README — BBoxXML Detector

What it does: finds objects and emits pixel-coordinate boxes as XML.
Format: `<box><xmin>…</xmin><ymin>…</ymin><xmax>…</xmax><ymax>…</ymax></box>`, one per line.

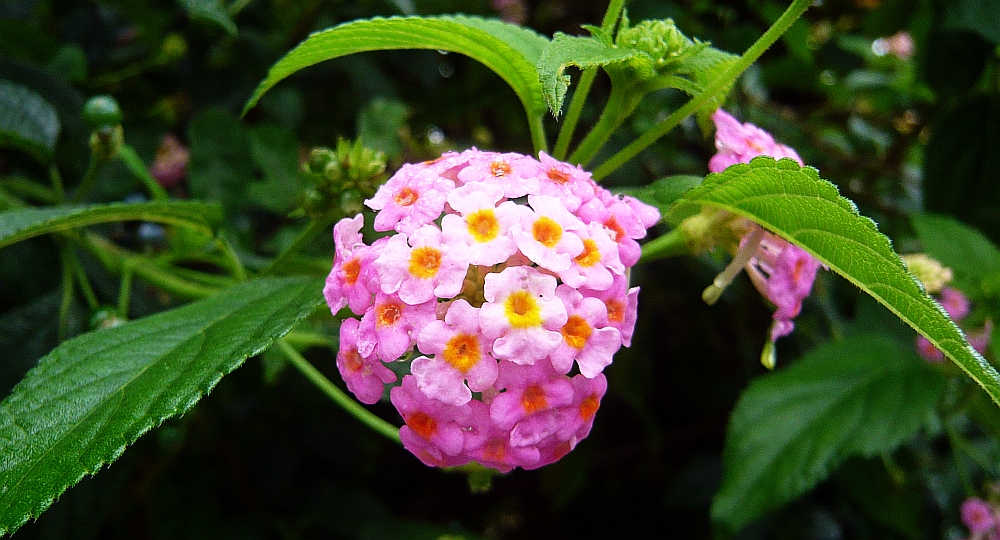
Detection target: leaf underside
<box><xmin>0</xmin><ymin>277</ymin><xmax>324</xmax><ymax>535</ymax></box>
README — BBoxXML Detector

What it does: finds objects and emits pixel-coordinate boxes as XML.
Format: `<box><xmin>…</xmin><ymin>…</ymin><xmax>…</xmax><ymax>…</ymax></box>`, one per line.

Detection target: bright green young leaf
<box><xmin>712</xmin><ymin>334</ymin><xmax>944</xmax><ymax>534</ymax></box>
<box><xmin>536</xmin><ymin>33</ymin><xmax>644</xmax><ymax>117</ymax></box>
<box><xmin>911</xmin><ymin>212</ymin><xmax>1000</xmax><ymax>284</ymax></box>
<box><xmin>0</xmin><ymin>201</ymin><xmax>222</xmax><ymax>249</ymax></box>
<box><xmin>0</xmin><ymin>80</ymin><xmax>60</xmax><ymax>162</ymax></box>
<box><xmin>242</xmin><ymin>15</ymin><xmax>549</xmax><ymax>148</ymax></box>
<box><xmin>673</xmin><ymin>157</ymin><xmax>1000</xmax><ymax>407</ymax></box>
<box><xmin>177</xmin><ymin>0</ymin><xmax>237</xmax><ymax>36</ymax></box>
<box><xmin>0</xmin><ymin>277</ymin><xmax>324</xmax><ymax>535</ymax></box>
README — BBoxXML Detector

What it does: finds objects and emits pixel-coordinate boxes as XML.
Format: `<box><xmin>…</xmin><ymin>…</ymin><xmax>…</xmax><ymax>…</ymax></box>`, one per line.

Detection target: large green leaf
<box><xmin>711</xmin><ymin>334</ymin><xmax>944</xmax><ymax>534</ymax></box>
<box><xmin>0</xmin><ymin>79</ymin><xmax>60</xmax><ymax>162</ymax></box>
<box><xmin>0</xmin><ymin>277</ymin><xmax>324</xmax><ymax>535</ymax></box>
<box><xmin>242</xmin><ymin>15</ymin><xmax>549</xmax><ymax>131</ymax></box>
<box><xmin>0</xmin><ymin>201</ymin><xmax>222</xmax><ymax>249</ymax></box>
<box><xmin>911</xmin><ymin>212</ymin><xmax>1000</xmax><ymax>284</ymax></box>
<box><xmin>177</xmin><ymin>0</ymin><xmax>237</xmax><ymax>36</ymax></box>
<box><xmin>673</xmin><ymin>157</ymin><xmax>1000</xmax><ymax>406</ymax></box>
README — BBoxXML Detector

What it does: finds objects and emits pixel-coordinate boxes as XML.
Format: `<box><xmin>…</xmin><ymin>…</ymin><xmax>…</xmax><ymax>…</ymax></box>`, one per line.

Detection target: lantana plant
<box><xmin>1</xmin><ymin>0</ymin><xmax>999</xmax><ymax>537</ymax></box>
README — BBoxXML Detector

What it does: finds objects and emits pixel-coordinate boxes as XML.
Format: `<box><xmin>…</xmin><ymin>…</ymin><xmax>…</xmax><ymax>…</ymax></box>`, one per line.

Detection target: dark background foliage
<box><xmin>1</xmin><ymin>0</ymin><xmax>998</xmax><ymax>537</ymax></box>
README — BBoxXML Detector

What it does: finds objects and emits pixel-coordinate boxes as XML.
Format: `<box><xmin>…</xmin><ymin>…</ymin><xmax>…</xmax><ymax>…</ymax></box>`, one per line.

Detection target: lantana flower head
<box><xmin>908</xmin><ymin>262</ymin><xmax>993</xmax><ymax>362</ymax></box>
<box><xmin>324</xmin><ymin>148</ymin><xmax>659</xmax><ymax>471</ymax></box>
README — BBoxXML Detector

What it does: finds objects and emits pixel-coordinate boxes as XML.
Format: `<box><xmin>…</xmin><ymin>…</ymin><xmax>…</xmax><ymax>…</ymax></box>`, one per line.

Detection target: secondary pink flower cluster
<box><xmin>709</xmin><ymin>109</ymin><xmax>823</xmax><ymax>343</ymax></box>
<box><xmin>324</xmin><ymin>148</ymin><xmax>659</xmax><ymax>472</ymax></box>
<box><xmin>962</xmin><ymin>496</ymin><xmax>1000</xmax><ymax>540</ymax></box>
<box><xmin>916</xmin><ymin>286</ymin><xmax>993</xmax><ymax>362</ymax></box>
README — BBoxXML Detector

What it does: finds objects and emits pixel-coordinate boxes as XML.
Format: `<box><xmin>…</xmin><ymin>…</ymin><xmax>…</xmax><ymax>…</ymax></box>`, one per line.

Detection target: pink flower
<box><xmin>582</xmin><ymin>274</ymin><xmax>640</xmax><ymax>347</ymax></box>
<box><xmin>940</xmin><ymin>286</ymin><xmax>971</xmax><ymax>321</ymax></box>
<box><xmin>374</xmin><ymin>224</ymin><xmax>469</xmax><ymax>305</ymax></box>
<box><xmin>412</xmin><ymin>300</ymin><xmax>498</xmax><ymax>406</ymax></box>
<box><xmin>557</xmin><ymin>222</ymin><xmax>623</xmax><ymax>291</ymax></box>
<box><xmin>366</xmin><ymin>165</ymin><xmax>454</xmax><ymax>234</ymax></box>
<box><xmin>336</xmin><ymin>318</ymin><xmax>396</xmax><ymax>404</ymax></box>
<box><xmin>391</xmin><ymin>376</ymin><xmax>474</xmax><ymax>465</ymax></box>
<box><xmin>480</xmin><ymin>265</ymin><xmax>568</xmax><ymax>364</ymax></box>
<box><xmin>708</xmin><ymin>109</ymin><xmax>803</xmax><ymax>173</ymax></box>
<box><xmin>324</xmin><ymin>214</ymin><xmax>377</xmax><ymax>314</ymax></box>
<box><xmin>441</xmin><ymin>182</ymin><xmax>521</xmax><ymax>266</ymax></box>
<box><xmin>151</xmin><ymin>134</ymin><xmax>189</xmax><ymax>188</ymax></box>
<box><xmin>534</xmin><ymin>151</ymin><xmax>597</xmax><ymax>211</ymax></box>
<box><xmin>490</xmin><ymin>361</ymin><xmax>575</xmax><ymax>436</ymax></box>
<box><xmin>550</xmin><ymin>285</ymin><xmax>622</xmax><ymax>377</ymax></box>
<box><xmin>457</xmin><ymin>151</ymin><xmax>541</xmax><ymax>198</ymax></box>
<box><xmin>512</xmin><ymin>195</ymin><xmax>585</xmax><ymax>272</ymax></box>
<box><xmin>962</xmin><ymin>497</ymin><xmax>997</xmax><ymax>535</ymax></box>
<box><xmin>743</xmin><ymin>229</ymin><xmax>822</xmax><ymax>341</ymax></box>
<box><xmin>358</xmin><ymin>291</ymin><xmax>436</xmax><ymax>361</ymax></box>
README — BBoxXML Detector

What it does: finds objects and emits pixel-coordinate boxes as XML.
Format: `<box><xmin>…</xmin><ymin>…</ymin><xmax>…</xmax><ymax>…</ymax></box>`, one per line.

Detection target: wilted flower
<box><xmin>324</xmin><ymin>148</ymin><xmax>659</xmax><ymax>471</ymax></box>
<box><xmin>151</xmin><ymin>134</ymin><xmax>189</xmax><ymax>188</ymax></box>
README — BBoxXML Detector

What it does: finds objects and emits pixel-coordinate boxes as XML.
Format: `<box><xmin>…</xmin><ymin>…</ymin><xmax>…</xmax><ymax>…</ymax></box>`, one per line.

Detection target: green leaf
<box><xmin>246</xmin><ymin>124</ymin><xmax>301</xmax><ymax>214</ymax></box>
<box><xmin>911</xmin><ymin>212</ymin><xmax>1000</xmax><ymax>284</ymax></box>
<box><xmin>673</xmin><ymin>157</ymin><xmax>1000</xmax><ymax>407</ymax></box>
<box><xmin>0</xmin><ymin>201</ymin><xmax>222</xmax><ymax>249</ymax></box>
<box><xmin>615</xmin><ymin>174</ymin><xmax>702</xmax><ymax>217</ymax></box>
<box><xmin>536</xmin><ymin>33</ymin><xmax>644</xmax><ymax>117</ymax></box>
<box><xmin>0</xmin><ymin>277</ymin><xmax>324</xmax><ymax>535</ymax></box>
<box><xmin>242</xmin><ymin>15</ymin><xmax>549</xmax><ymax>126</ymax></box>
<box><xmin>0</xmin><ymin>80</ymin><xmax>60</xmax><ymax>162</ymax></box>
<box><xmin>712</xmin><ymin>334</ymin><xmax>945</xmax><ymax>534</ymax></box>
<box><xmin>177</xmin><ymin>0</ymin><xmax>237</xmax><ymax>36</ymax></box>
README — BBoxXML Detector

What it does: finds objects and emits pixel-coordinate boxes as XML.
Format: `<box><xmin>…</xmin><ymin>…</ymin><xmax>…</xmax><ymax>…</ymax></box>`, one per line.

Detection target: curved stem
<box><xmin>528</xmin><ymin>111</ymin><xmax>548</xmax><ymax>156</ymax></box>
<box><xmin>638</xmin><ymin>227</ymin><xmax>689</xmax><ymax>263</ymax></box>
<box><xmin>591</xmin><ymin>0</ymin><xmax>814</xmax><ymax>180</ymax></box>
<box><xmin>261</xmin><ymin>209</ymin><xmax>341</xmax><ymax>277</ymax></box>
<box><xmin>568</xmin><ymin>83</ymin><xmax>636</xmax><ymax>166</ymax></box>
<box><xmin>70</xmin><ymin>155</ymin><xmax>100</xmax><ymax>204</ymax></box>
<box><xmin>119</xmin><ymin>145</ymin><xmax>169</xmax><ymax>201</ymax></box>
<box><xmin>277</xmin><ymin>340</ymin><xmax>401</xmax><ymax>444</ymax></box>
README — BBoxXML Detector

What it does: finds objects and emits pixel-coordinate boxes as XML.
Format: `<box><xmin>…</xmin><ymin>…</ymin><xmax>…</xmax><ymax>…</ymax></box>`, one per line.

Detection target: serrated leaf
<box><xmin>911</xmin><ymin>212</ymin><xmax>1000</xmax><ymax>284</ymax></box>
<box><xmin>177</xmin><ymin>0</ymin><xmax>237</xmax><ymax>36</ymax></box>
<box><xmin>242</xmin><ymin>15</ymin><xmax>549</xmax><ymax>125</ymax></box>
<box><xmin>536</xmin><ymin>33</ymin><xmax>644</xmax><ymax>117</ymax></box>
<box><xmin>712</xmin><ymin>334</ymin><xmax>945</xmax><ymax>534</ymax></box>
<box><xmin>0</xmin><ymin>80</ymin><xmax>60</xmax><ymax>162</ymax></box>
<box><xmin>673</xmin><ymin>157</ymin><xmax>1000</xmax><ymax>408</ymax></box>
<box><xmin>0</xmin><ymin>201</ymin><xmax>222</xmax><ymax>249</ymax></box>
<box><xmin>0</xmin><ymin>277</ymin><xmax>324</xmax><ymax>535</ymax></box>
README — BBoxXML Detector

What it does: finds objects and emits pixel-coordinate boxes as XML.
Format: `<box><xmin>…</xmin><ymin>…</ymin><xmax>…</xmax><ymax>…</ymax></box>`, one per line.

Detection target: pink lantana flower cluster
<box><xmin>961</xmin><ymin>495</ymin><xmax>1000</xmax><ymax>540</ymax></box>
<box><xmin>706</xmin><ymin>109</ymin><xmax>823</xmax><ymax>347</ymax></box>
<box><xmin>915</xmin><ymin>286</ymin><xmax>993</xmax><ymax>362</ymax></box>
<box><xmin>324</xmin><ymin>148</ymin><xmax>659</xmax><ymax>472</ymax></box>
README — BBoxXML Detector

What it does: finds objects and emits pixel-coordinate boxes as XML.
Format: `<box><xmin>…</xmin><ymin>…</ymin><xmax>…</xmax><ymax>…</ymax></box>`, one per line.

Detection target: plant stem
<box><xmin>591</xmin><ymin>0</ymin><xmax>814</xmax><ymax>180</ymax></box>
<box><xmin>528</xmin><ymin>111</ymin><xmax>549</xmax><ymax>156</ymax></box>
<box><xmin>119</xmin><ymin>145</ymin><xmax>170</xmax><ymax>201</ymax></box>
<box><xmin>58</xmin><ymin>248</ymin><xmax>75</xmax><ymax>341</ymax></box>
<box><xmin>69</xmin><ymin>251</ymin><xmax>100</xmax><ymax>309</ymax></box>
<box><xmin>638</xmin><ymin>227</ymin><xmax>689</xmax><ymax>263</ymax></box>
<box><xmin>552</xmin><ymin>0</ymin><xmax>626</xmax><ymax>160</ymax></box>
<box><xmin>70</xmin><ymin>155</ymin><xmax>100</xmax><ymax>204</ymax></box>
<box><xmin>261</xmin><ymin>210</ymin><xmax>341</xmax><ymax>277</ymax></box>
<box><xmin>117</xmin><ymin>267</ymin><xmax>133</xmax><ymax>317</ymax></box>
<box><xmin>50</xmin><ymin>164</ymin><xmax>65</xmax><ymax>202</ymax></box>
<box><xmin>568</xmin><ymin>83</ymin><xmax>636</xmax><ymax>166</ymax></box>
<box><xmin>277</xmin><ymin>340</ymin><xmax>401</xmax><ymax>444</ymax></box>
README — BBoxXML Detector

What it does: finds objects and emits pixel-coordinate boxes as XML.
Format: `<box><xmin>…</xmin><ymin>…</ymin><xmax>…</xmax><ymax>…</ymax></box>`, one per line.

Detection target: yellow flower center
<box><xmin>466</xmin><ymin>209</ymin><xmax>499</xmax><ymax>243</ymax></box>
<box><xmin>377</xmin><ymin>301</ymin><xmax>403</xmax><ymax>327</ymax></box>
<box><xmin>442</xmin><ymin>333</ymin><xmax>481</xmax><ymax>373</ymax></box>
<box><xmin>561</xmin><ymin>315</ymin><xmax>592</xmax><ymax>350</ymax></box>
<box><xmin>408</xmin><ymin>246</ymin><xmax>442</xmax><ymax>279</ymax></box>
<box><xmin>490</xmin><ymin>161</ymin><xmax>512</xmax><ymax>177</ymax></box>
<box><xmin>532</xmin><ymin>216</ymin><xmax>562</xmax><ymax>248</ymax></box>
<box><xmin>574</xmin><ymin>239</ymin><xmax>601</xmax><ymax>267</ymax></box>
<box><xmin>504</xmin><ymin>290</ymin><xmax>542</xmax><ymax>328</ymax></box>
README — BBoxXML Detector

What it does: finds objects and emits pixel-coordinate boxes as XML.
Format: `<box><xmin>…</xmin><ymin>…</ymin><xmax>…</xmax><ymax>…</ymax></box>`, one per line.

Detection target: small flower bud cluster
<box><xmin>324</xmin><ymin>148</ymin><xmax>659</xmax><ymax>471</ymax></box>
<box><xmin>302</xmin><ymin>138</ymin><xmax>388</xmax><ymax>219</ymax></box>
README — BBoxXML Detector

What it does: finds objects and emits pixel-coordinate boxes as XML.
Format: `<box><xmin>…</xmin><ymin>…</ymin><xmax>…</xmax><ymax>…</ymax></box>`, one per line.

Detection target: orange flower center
<box><xmin>574</xmin><ymin>238</ymin><xmax>601</xmax><ymax>267</ymax></box>
<box><xmin>606</xmin><ymin>299</ymin><xmax>625</xmax><ymax>323</ymax></box>
<box><xmin>483</xmin><ymin>438</ymin><xmax>506</xmax><ymax>461</ymax></box>
<box><xmin>408</xmin><ymin>246</ymin><xmax>442</xmax><ymax>279</ymax></box>
<box><xmin>341</xmin><ymin>257</ymin><xmax>361</xmax><ymax>285</ymax></box>
<box><xmin>561</xmin><ymin>315</ymin><xmax>593</xmax><ymax>350</ymax></box>
<box><xmin>521</xmin><ymin>385</ymin><xmax>548</xmax><ymax>414</ymax></box>
<box><xmin>377</xmin><ymin>301</ymin><xmax>403</xmax><ymax>327</ymax></box>
<box><xmin>546</xmin><ymin>167</ymin><xmax>571</xmax><ymax>184</ymax></box>
<box><xmin>579</xmin><ymin>394</ymin><xmax>600</xmax><ymax>420</ymax></box>
<box><xmin>604</xmin><ymin>216</ymin><xmax>626</xmax><ymax>243</ymax></box>
<box><xmin>407</xmin><ymin>411</ymin><xmax>437</xmax><ymax>439</ymax></box>
<box><xmin>532</xmin><ymin>216</ymin><xmax>562</xmax><ymax>248</ymax></box>
<box><xmin>443</xmin><ymin>333</ymin><xmax>481</xmax><ymax>373</ymax></box>
<box><xmin>394</xmin><ymin>187</ymin><xmax>419</xmax><ymax>207</ymax></box>
<box><xmin>504</xmin><ymin>290</ymin><xmax>542</xmax><ymax>328</ymax></box>
<box><xmin>466</xmin><ymin>209</ymin><xmax>499</xmax><ymax>243</ymax></box>
<box><xmin>490</xmin><ymin>161</ymin><xmax>512</xmax><ymax>177</ymax></box>
<box><xmin>342</xmin><ymin>348</ymin><xmax>364</xmax><ymax>373</ymax></box>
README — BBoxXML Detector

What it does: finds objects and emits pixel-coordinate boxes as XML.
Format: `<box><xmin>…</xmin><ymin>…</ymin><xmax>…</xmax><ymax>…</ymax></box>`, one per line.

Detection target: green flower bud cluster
<box><xmin>615</xmin><ymin>18</ymin><xmax>697</xmax><ymax>72</ymax></box>
<box><xmin>301</xmin><ymin>138</ymin><xmax>387</xmax><ymax>219</ymax></box>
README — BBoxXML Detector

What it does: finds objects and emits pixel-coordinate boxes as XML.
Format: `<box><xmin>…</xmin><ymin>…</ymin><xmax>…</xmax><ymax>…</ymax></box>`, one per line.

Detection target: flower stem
<box><xmin>277</xmin><ymin>339</ymin><xmax>401</xmax><ymax>444</ymax></box>
<box><xmin>261</xmin><ymin>210</ymin><xmax>341</xmax><ymax>277</ymax></box>
<box><xmin>638</xmin><ymin>227</ymin><xmax>689</xmax><ymax>263</ymax></box>
<box><xmin>591</xmin><ymin>0</ymin><xmax>814</xmax><ymax>180</ymax></box>
<box><xmin>552</xmin><ymin>0</ymin><xmax>626</xmax><ymax>160</ymax></box>
<box><xmin>702</xmin><ymin>225</ymin><xmax>763</xmax><ymax>305</ymax></box>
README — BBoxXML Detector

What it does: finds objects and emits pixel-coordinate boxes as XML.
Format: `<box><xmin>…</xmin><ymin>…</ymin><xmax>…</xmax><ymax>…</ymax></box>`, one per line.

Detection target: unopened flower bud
<box><xmin>89</xmin><ymin>124</ymin><xmax>124</xmax><ymax>161</ymax></box>
<box><xmin>616</xmin><ymin>18</ymin><xmax>694</xmax><ymax>71</ymax></box>
<box><xmin>306</xmin><ymin>147</ymin><xmax>337</xmax><ymax>177</ymax></box>
<box><xmin>339</xmin><ymin>188</ymin><xmax>364</xmax><ymax>216</ymax></box>
<box><xmin>83</xmin><ymin>95</ymin><xmax>123</xmax><ymax>130</ymax></box>
<box><xmin>158</xmin><ymin>33</ymin><xmax>187</xmax><ymax>64</ymax></box>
